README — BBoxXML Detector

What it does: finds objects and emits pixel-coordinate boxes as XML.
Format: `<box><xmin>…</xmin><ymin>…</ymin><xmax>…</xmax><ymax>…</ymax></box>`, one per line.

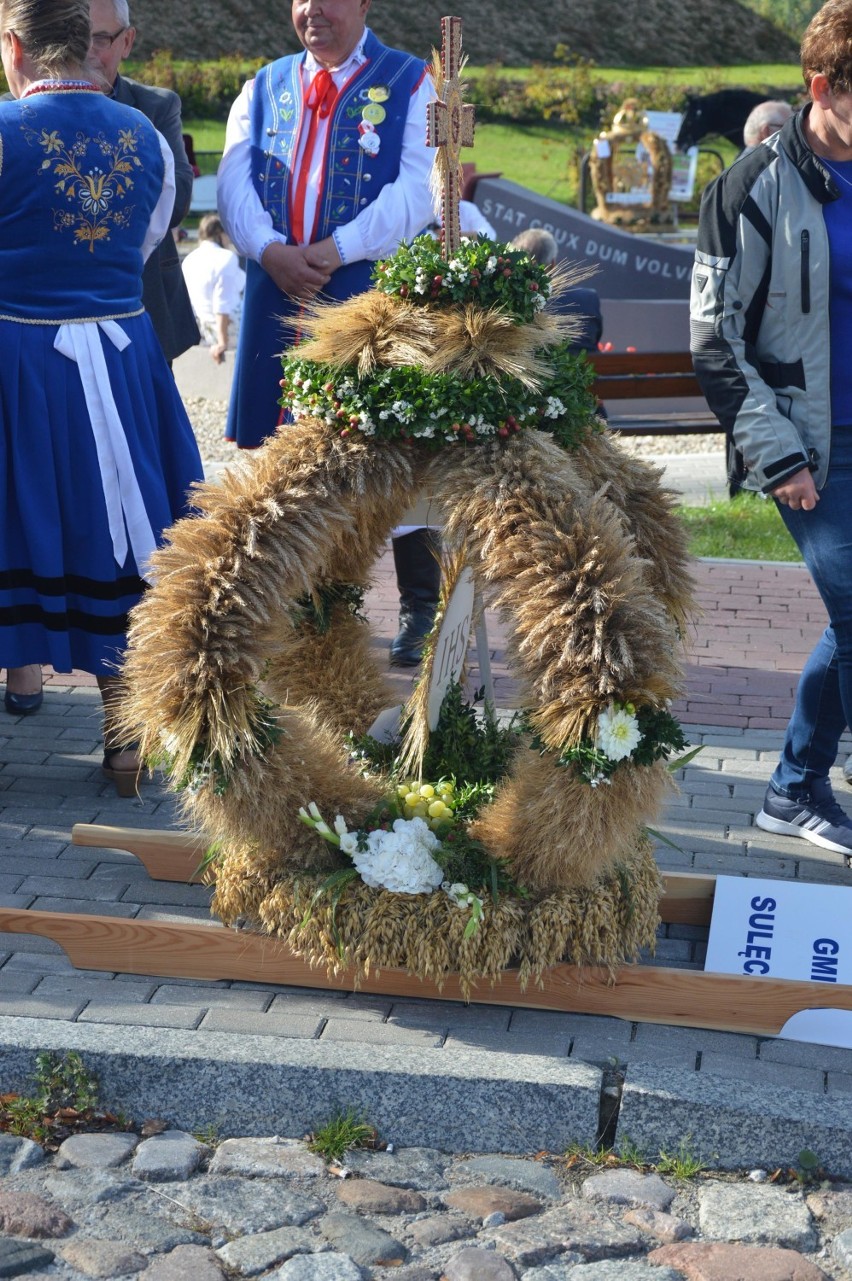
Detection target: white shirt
<box><xmin>216</xmin><ymin>29</ymin><xmax>436</xmax><ymax>266</ymax></box>
<box><xmin>181</xmin><ymin>239</ymin><xmax>246</xmax><ymax>322</ymax></box>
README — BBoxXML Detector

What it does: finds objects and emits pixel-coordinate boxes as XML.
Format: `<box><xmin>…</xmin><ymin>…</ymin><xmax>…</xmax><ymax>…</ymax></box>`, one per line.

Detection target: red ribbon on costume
<box><xmin>291</xmin><ymin>69</ymin><xmax>339</xmax><ymax>244</ymax></box>
<box><xmin>305</xmin><ymin>68</ymin><xmax>336</xmax><ymax>118</ymax></box>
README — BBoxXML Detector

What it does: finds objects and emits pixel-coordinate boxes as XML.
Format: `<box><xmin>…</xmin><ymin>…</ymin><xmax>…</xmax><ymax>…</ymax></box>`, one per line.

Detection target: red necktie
<box><xmin>291</xmin><ymin>70</ymin><xmax>338</xmax><ymax>244</ymax></box>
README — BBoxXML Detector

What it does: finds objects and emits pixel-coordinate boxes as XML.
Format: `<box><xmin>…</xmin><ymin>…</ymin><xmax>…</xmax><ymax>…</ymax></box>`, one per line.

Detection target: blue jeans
<box><xmin>772</xmin><ymin>430</ymin><xmax>852</xmax><ymax>796</ymax></box>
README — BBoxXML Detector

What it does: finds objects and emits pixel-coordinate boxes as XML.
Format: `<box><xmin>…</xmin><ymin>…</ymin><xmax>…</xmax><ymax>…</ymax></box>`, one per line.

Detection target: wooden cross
<box><xmin>426</xmin><ymin>15</ymin><xmax>476</xmax><ymax>259</ymax></box>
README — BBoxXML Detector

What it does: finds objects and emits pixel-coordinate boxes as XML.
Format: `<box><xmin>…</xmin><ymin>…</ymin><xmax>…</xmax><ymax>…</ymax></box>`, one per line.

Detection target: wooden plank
<box><xmin>71</xmin><ymin>825</ymin><xmax>718</xmax><ymax>927</ymax></box>
<box><xmin>594</xmin><ymin>375</ymin><xmax>702</xmax><ymax>401</ymax></box>
<box><xmin>589</xmin><ymin>352</ymin><xmax>696</xmax><ymax>376</ymax></box>
<box><xmin>72</xmin><ymin>824</ymin><xmax>207</xmax><ymax>884</ymax></box>
<box><xmin>659</xmin><ymin>872</ymin><xmax>715</xmax><ymax>926</ymax></box>
<box><xmin>606</xmin><ymin>415</ymin><xmax>720</xmax><ymax>437</ymax></box>
<box><xmin>0</xmin><ymin>906</ymin><xmax>847</xmax><ymax>1037</ymax></box>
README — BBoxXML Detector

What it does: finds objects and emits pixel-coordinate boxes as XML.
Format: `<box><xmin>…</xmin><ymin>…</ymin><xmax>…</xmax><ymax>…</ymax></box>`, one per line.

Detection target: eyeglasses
<box><xmin>90</xmin><ymin>27</ymin><xmax>127</xmax><ymax>49</ymax></box>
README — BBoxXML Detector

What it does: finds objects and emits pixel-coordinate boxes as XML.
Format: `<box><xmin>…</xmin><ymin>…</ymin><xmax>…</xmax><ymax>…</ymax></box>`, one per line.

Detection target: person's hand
<box><xmin>303</xmin><ymin>236</ymin><xmax>342</xmax><ymax>276</ymax></box>
<box><xmin>209</xmin><ymin>342</ymin><xmax>226</xmax><ymax>364</ymax></box>
<box><xmin>771</xmin><ymin>467</ymin><xmax>819</xmax><ymax>511</ymax></box>
<box><xmin>260</xmin><ymin>242</ymin><xmax>331</xmax><ymax>301</ymax></box>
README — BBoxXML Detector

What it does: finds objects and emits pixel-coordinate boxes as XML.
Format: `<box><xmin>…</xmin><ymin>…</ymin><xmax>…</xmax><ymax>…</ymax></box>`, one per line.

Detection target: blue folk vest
<box><xmin>226</xmin><ymin>34</ymin><xmax>427</xmax><ymax>447</ymax></box>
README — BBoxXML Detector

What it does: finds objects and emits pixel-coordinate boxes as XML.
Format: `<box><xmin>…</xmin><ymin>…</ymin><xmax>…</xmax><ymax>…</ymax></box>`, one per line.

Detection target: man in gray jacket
<box><xmin>89</xmin><ymin>0</ymin><xmax>199</xmax><ymax>362</ymax></box>
<box><xmin>691</xmin><ymin>0</ymin><xmax>852</xmax><ymax>864</ymax></box>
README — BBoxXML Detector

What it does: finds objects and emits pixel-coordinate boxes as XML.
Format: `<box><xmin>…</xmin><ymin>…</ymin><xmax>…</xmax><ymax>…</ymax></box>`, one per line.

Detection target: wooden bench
<box><xmin>588</xmin><ymin>350</ymin><xmax>722</xmax><ymax>437</ymax></box>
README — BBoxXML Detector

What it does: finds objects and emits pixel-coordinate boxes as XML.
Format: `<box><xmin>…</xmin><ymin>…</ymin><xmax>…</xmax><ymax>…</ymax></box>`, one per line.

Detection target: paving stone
<box><xmin>54</xmin><ymin>1133</ymin><xmax>139</xmax><ymax>1170</ymax></box>
<box><xmin>0</xmin><ymin>1190</ymin><xmax>73</xmax><ymax>1237</ymax></box>
<box><xmin>269</xmin><ymin>1255</ymin><xmax>363</xmax><ymax>1280</ymax></box>
<box><xmin>78</xmin><ymin>1002</ymin><xmax>204</xmax><ymax>1028</ymax></box>
<box><xmin>698</xmin><ymin>1182</ymin><xmax>816</xmax><ymax>1251</ymax></box>
<box><xmin>76</xmin><ymin>1193</ymin><xmax>208</xmax><ymax>1255</ymax></box>
<box><xmin>208</xmin><ymin>1137</ymin><xmax>327</xmax><ymax>1179</ymax></box>
<box><xmin>344</xmin><ymin>1147</ymin><xmax>449</xmax><ymax>1190</ymax></box>
<box><xmin>560</xmin><ymin>1265</ymin><xmax>683</xmax><ymax>1280</ymax></box>
<box><xmin>515</xmin><ymin>1261</ymin><xmax>585</xmax><ymax>1281</ymax></box>
<box><xmin>442</xmin><ymin>1246</ymin><xmax>517</xmax><ymax>1280</ymax></box>
<box><xmin>406</xmin><ymin>1214</ymin><xmax>473</xmax><ymax>1248</ymax></box>
<box><xmin>443</xmin><ymin>1186</ymin><xmax>541</xmax><ymax>1222</ymax></box>
<box><xmin>163</xmin><ymin>1176</ymin><xmax>325</xmax><ymax>1235</ymax></box>
<box><xmin>581</xmin><ymin>1170</ymin><xmax>674</xmax><ymax>1212</ymax></box>
<box><xmin>648</xmin><ymin>1242</ymin><xmax>830</xmax><ymax>1280</ymax></box>
<box><xmin>41</xmin><ymin>1168</ymin><xmax>140</xmax><ymax>1210</ymax></box>
<box><xmin>483</xmin><ymin>1204</ymin><xmax>643</xmax><ymax>1267</ymax></box>
<box><xmin>320</xmin><ymin>1211</ymin><xmax>407</xmax><ymax>1266</ymax></box>
<box><xmin>623</xmin><ymin>1207</ymin><xmax>693</xmax><ymax>1242</ymax></box>
<box><xmin>336</xmin><ymin>1178</ymin><xmax>426</xmax><ymax>1214</ymax></box>
<box><xmin>0</xmin><ymin>1239</ymin><xmax>56</xmax><ymax>1278</ymax></box>
<box><xmin>450</xmin><ymin>1156</ymin><xmax>562</xmax><ymax>1200</ymax></box>
<box><xmin>131</xmin><ymin>1130</ymin><xmax>208</xmax><ymax>1181</ymax></box>
<box><xmin>216</xmin><ymin>1225</ymin><xmax>320</xmax><ymax>1276</ymax></box>
<box><xmin>0</xmin><ymin>1135</ymin><xmax>45</xmax><ymax>1175</ymax></box>
<box><xmin>57</xmin><ymin>1238</ymin><xmax>147</xmax><ymax>1277</ymax></box>
<box><xmin>142</xmin><ymin>1244</ymin><xmax>226</xmax><ymax>1280</ymax></box>
<box><xmin>832</xmin><ymin>1226</ymin><xmax>852</xmax><ymax>1272</ymax></box>
<box><xmin>806</xmin><ymin>1187</ymin><xmax>852</xmax><ymax>1233</ymax></box>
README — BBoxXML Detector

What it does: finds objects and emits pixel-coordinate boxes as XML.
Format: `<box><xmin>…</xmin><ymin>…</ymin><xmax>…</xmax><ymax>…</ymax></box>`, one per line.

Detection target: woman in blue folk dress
<box><xmin>0</xmin><ymin>0</ymin><xmax>202</xmax><ymax>792</ymax></box>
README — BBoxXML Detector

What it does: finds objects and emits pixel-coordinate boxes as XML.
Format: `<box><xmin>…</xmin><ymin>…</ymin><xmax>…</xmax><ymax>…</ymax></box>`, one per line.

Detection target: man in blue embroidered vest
<box><xmin>218</xmin><ymin>0</ymin><xmax>441</xmax><ymax>665</ymax></box>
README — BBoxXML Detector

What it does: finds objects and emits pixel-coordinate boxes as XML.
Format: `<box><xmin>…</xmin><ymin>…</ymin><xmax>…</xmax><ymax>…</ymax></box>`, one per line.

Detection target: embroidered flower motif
<box><xmin>24</xmin><ymin>113</ymin><xmax>142</xmax><ymax>252</ymax></box>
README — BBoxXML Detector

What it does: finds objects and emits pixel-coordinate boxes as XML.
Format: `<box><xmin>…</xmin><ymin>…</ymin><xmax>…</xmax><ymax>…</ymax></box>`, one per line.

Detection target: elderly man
<box><xmin>88</xmin><ymin>0</ymin><xmax>199</xmax><ymax>363</ymax></box>
<box><xmin>742</xmin><ymin>99</ymin><xmax>795</xmax><ymax>148</ymax></box>
<box><xmin>218</xmin><ymin>0</ymin><xmax>440</xmax><ymax>665</ymax></box>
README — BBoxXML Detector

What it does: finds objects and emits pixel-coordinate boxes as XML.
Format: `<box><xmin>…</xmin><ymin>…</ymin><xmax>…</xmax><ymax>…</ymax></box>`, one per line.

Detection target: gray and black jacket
<box><xmin>690</xmin><ymin>106</ymin><xmax>839</xmax><ymax>494</ymax></box>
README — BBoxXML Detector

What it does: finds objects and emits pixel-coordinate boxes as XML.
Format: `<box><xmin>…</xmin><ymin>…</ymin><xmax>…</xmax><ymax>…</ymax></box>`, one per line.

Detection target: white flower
<box><xmin>339</xmin><ymin>832</ymin><xmax>359</xmax><ymax>855</ymax></box>
<box><xmin>333</xmin><ymin>815</ymin><xmax>348</xmax><ymax>837</ymax></box>
<box><xmin>544</xmin><ymin>396</ymin><xmax>566</xmax><ymax>419</ymax></box>
<box><xmin>596</xmin><ymin>704</ymin><xmax>641</xmax><ymax>762</ymax></box>
<box><xmin>485</xmin><ymin>255</ymin><xmax>497</xmax><ymax>275</ymax></box>
<box><xmin>352</xmin><ymin>817</ymin><xmax>444</xmax><ymax>895</ymax></box>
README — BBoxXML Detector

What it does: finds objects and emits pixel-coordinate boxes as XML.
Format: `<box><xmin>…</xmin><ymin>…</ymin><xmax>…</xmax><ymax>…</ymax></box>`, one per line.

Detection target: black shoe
<box><xmin>756</xmin><ymin>782</ymin><xmax>852</xmax><ymax>855</ymax></box>
<box><xmin>391</xmin><ymin>606</ymin><xmax>437</xmax><ymax>667</ymax></box>
<box><xmin>4</xmin><ymin>689</ymin><xmax>43</xmax><ymax>715</ymax></box>
<box><xmin>390</xmin><ymin>528</ymin><xmax>441</xmax><ymax>668</ymax></box>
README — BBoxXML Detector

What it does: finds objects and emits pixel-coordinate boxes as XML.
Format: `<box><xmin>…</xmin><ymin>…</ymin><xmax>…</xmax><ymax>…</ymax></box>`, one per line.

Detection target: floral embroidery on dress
<box><xmin>23</xmin><ymin>117</ymin><xmax>143</xmax><ymax>251</ymax></box>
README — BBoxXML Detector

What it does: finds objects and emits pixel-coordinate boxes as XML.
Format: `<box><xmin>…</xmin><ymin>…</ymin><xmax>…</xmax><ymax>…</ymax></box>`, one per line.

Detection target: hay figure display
<box><xmin>119</xmin><ymin>18</ymin><xmax>696</xmax><ymax>998</ymax></box>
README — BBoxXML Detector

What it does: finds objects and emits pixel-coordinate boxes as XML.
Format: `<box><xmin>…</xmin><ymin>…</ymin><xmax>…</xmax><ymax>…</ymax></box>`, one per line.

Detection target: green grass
<box><xmin>676</xmin><ymin>495</ymin><xmax>802</xmax><ymax>562</ymax></box>
<box><xmin>307</xmin><ymin>1107</ymin><xmax>378</xmax><ymax>1163</ymax></box>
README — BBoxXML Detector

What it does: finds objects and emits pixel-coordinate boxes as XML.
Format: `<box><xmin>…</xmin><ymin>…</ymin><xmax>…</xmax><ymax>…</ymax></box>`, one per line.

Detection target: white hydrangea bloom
<box><xmin>352</xmin><ymin>817</ymin><xmax>444</xmax><ymax>895</ymax></box>
<box><xmin>544</xmin><ymin>396</ymin><xmax>566</xmax><ymax>419</ymax></box>
<box><xmin>596</xmin><ymin>704</ymin><xmax>641</xmax><ymax>762</ymax></box>
<box><xmin>485</xmin><ymin>256</ymin><xmax>497</xmax><ymax>275</ymax></box>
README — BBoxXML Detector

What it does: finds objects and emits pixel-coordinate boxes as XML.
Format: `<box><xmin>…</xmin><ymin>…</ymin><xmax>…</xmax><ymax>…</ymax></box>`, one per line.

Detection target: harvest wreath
<box><xmin>119</xmin><ymin>232</ymin><xmax>696</xmax><ymax>996</ymax></box>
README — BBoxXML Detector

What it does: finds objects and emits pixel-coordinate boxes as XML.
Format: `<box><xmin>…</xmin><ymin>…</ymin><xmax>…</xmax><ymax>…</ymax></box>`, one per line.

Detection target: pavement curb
<box><xmin>618</xmin><ymin>1060</ymin><xmax>852</xmax><ymax>1177</ymax></box>
<box><xmin>0</xmin><ymin>1017</ymin><xmax>602</xmax><ymax>1154</ymax></box>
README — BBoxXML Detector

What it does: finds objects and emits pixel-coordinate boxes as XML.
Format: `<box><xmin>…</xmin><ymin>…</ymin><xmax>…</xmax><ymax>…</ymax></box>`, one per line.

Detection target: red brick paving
<box><xmin>49</xmin><ymin>555</ymin><xmax>821</xmax><ymax>734</ymax></box>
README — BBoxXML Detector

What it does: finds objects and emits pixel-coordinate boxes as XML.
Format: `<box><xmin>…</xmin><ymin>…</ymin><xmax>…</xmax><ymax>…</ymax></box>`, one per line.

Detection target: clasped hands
<box><xmin>260</xmin><ymin>237</ymin><xmax>342</xmax><ymax>301</ymax></box>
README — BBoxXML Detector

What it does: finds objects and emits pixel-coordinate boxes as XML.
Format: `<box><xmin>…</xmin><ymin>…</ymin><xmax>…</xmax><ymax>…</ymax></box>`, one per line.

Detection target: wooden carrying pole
<box><xmin>6</xmin><ymin>824</ymin><xmax>844</xmax><ymax>1036</ymax></box>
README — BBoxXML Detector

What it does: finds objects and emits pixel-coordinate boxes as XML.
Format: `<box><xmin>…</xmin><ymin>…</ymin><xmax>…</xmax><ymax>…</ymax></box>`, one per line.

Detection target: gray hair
<box><xmin>743</xmin><ymin>100</ymin><xmax>794</xmax><ymax>147</ymax></box>
<box><xmin>509</xmin><ymin>227</ymin><xmax>558</xmax><ymax>266</ymax></box>
<box><xmin>0</xmin><ymin>0</ymin><xmax>90</xmax><ymax>73</ymax></box>
<box><xmin>99</xmin><ymin>0</ymin><xmax>131</xmax><ymax>25</ymax></box>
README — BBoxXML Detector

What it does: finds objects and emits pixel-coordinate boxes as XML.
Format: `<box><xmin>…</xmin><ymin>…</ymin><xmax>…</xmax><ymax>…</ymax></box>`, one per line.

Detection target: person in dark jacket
<box><xmin>88</xmin><ymin>0</ymin><xmax>199</xmax><ymax>363</ymax></box>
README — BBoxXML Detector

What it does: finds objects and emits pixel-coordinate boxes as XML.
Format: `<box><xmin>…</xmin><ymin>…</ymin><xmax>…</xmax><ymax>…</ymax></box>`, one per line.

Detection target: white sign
<box><xmin>705</xmin><ymin>875</ymin><xmax>852</xmax><ymax>985</ymax></box>
<box><xmin>427</xmin><ymin>568</ymin><xmax>474</xmax><ymax>730</ymax></box>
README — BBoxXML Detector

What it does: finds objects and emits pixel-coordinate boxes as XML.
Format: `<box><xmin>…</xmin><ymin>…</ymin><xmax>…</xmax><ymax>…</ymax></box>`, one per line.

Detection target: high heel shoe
<box><xmin>4</xmin><ymin>665</ymin><xmax>44</xmax><ymax>716</ymax></box>
<box><xmin>102</xmin><ymin>746</ymin><xmax>142</xmax><ymax>798</ymax></box>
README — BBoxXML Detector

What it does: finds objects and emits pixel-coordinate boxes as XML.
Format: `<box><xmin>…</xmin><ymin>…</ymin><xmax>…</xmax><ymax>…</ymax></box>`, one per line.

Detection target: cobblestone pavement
<box><xmin>1</xmin><ymin>1131</ymin><xmax>852</xmax><ymax>1280</ymax></box>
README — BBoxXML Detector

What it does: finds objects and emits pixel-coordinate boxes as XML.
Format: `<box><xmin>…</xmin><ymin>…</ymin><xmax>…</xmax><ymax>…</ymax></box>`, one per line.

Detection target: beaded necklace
<box><xmin>21</xmin><ymin>79</ymin><xmax>100</xmax><ymax>98</ymax></box>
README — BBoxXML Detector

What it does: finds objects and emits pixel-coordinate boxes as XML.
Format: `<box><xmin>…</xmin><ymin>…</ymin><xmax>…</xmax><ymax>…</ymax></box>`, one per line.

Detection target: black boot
<box><xmin>390</xmin><ymin>528</ymin><xmax>442</xmax><ymax>667</ymax></box>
